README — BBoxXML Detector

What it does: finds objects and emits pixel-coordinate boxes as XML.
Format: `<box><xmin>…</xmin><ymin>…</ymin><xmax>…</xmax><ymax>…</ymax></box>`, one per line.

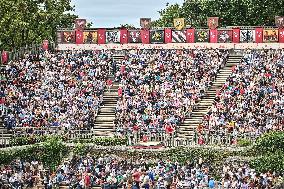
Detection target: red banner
<box><xmin>233</xmin><ymin>28</ymin><xmax>240</xmax><ymax>43</ymax></box>
<box><xmin>279</xmin><ymin>28</ymin><xmax>284</xmax><ymax>43</ymax></box>
<box><xmin>141</xmin><ymin>29</ymin><xmax>150</xmax><ymax>44</ymax></box>
<box><xmin>75</xmin><ymin>29</ymin><xmax>84</xmax><ymax>44</ymax></box>
<box><xmin>120</xmin><ymin>29</ymin><xmax>128</xmax><ymax>44</ymax></box>
<box><xmin>255</xmin><ymin>27</ymin><xmax>263</xmax><ymax>43</ymax></box>
<box><xmin>42</xmin><ymin>40</ymin><xmax>48</xmax><ymax>50</ymax></box>
<box><xmin>97</xmin><ymin>29</ymin><xmax>106</xmax><ymax>44</ymax></box>
<box><xmin>164</xmin><ymin>28</ymin><xmax>172</xmax><ymax>43</ymax></box>
<box><xmin>1</xmin><ymin>51</ymin><xmax>8</xmax><ymax>64</ymax></box>
<box><xmin>186</xmin><ymin>28</ymin><xmax>195</xmax><ymax>43</ymax></box>
<box><xmin>210</xmin><ymin>29</ymin><xmax>218</xmax><ymax>43</ymax></box>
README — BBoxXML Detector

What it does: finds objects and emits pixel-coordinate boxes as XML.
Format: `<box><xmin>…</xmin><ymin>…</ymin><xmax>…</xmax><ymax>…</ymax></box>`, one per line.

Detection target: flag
<box><xmin>232</xmin><ymin>28</ymin><xmax>240</xmax><ymax>43</ymax></box>
<box><xmin>217</xmin><ymin>30</ymin><xmax>233</xmax><ymax>43</ymax></box>
<box><xmin>195</xmin><ymin>29</ymin><xmax>209</xmax><ymax>42</ymax></box>
<box><xmin>42</xmin><ymin>40</ymin><xmax>49</xmax><ymax>50</ymax></box>
<box><xmin>141</xmin><ymin>29</ymin><xmax>150</xmax><ymax>44</ymax></box>
<box><xmin>98</xmin><ymin>29</ymin><xmax>106</xmax><ymax>44</ymax></box>
<box><xmin>275</xmin><ymin>16</ymin><xmax>284</xmax><ymax>28</ymax></box>
<box><xmin>240</xmin><ymin>29</ymin><xmax>255</xmax><ymax>42</ymax></box>
<box><xmin>279</xmin><ymin>28</ymin><xmax>284</xmax><ymax>43</ymax></box>
<box><xmin>186</xmin><ymin>28</ymin><xmax>195</xmax><ymax>43</ymax></box>
<box><xmin>150</xmin><ymin>30</ymin><xmax>164</xmax><ymax>43</ymax></box>
<box><xmin>164</xmin><ymin>28</ymin><xmax>172</xmax><ymax>43</ymax></box>
<box><xmin>207</xmin><ymin>17</ymin><xmax>219</xmax><ymax>29</ymax></box>
<box><xmin>1</xmin><ymin>51</ymin><xmax>8</xmax><ymax>64</ymax></box>
<box><xmin>75</xmin><ymin>29</ymin><xmax>84</xmax><ymax>44</ymax></box>
<box><xmin>140</xmin><ymin>18</ymin><xmax>151</xmax><ymax>29</ymax></box>
<box><xmin>62</xmin><ymin>31</ymin><xmax>75</xmax><ymax>43</ymax></box>
<box><xmin>83</xmin><ymin>31</ymin><xmax>98</xmax><ymax>44</ymax></box>
<box><xmin>173</xmin><ymin>18</ymin><xmax>185</xmax><ymax>30</ymax></box>
<box><xmin>106</xmin><ymin>30</ymin><xmax>120</xmax><ymax>43</ymax></box>
<box><xmin>210</xmin><ymin>29</ymin><xmax>218</xmax><ymax>43</ymax></box>
<box><xmin>171</xmin><ymin>30</ymin><xmax>186</xmax><ymax>43</ymax></box>
<box><xmin>255</xmin><ymin>27</ymin><xmax>263</xmax><ymax>43</ymax></box>
<box><xmin>120</xmin><ymin>29</ymin><xmax>128</xmax><ymax>44</ymax></box>
<box><xmin>128</xmin><ymin>30</ymin><xmax>142</xmax><ymax>43</ymax></box>
<box><xmin>75</xmin><ymin>19</ymin><xmax>86</xmax><ymax>30</ymax></box>
<box><xmin>263</xmin><ymin>29</ymin><xmax>278</xmax><ymax>42</ymax></box>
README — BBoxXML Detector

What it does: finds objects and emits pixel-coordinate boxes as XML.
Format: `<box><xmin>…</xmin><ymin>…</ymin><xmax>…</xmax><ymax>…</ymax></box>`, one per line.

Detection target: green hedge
<box><xmin>0</xmin><ymin>137</ymin><xmax>68</xmax><ymax>171</ymax></box>
<box><xmin>249</xmin><ymin>131</ymin><xmax>284</xmax><ymax>173</ymax></box>
<box><xmin>253</xmin><ymin>131</ymin><xmax>284</xmax><ymax>154</ymax></box>
<box><xmin>10</xmin><ymin>136</ymin><xmax>127</xmax><ymax>146</ymax></box>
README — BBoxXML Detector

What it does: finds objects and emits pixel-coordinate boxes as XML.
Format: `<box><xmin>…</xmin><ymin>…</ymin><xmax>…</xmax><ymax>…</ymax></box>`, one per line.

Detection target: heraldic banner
<box><xmin>106</xmin><ymin>30</ymin><xmax>120</xmax><ymax>43</ymax></box>
<box><xmin>83</xmin><ymin>31</ymin><xmax>98</xmax><ymax>44</ymax></box>
<box><xmin>128</xmin><ymin>30</ymin><xmax>142</xmax><ymax>43</ymax></box>
<box><xmin>62</xmin><ymin>31</ymin><xmax>75</xmax><ymax>43</ymax></box>
<box><xmin>120</xmin><ymin>29</ymin><xmax>128</xmax><ymax>44</ymax></box>
<box><xmin>210</xmin><ymin>29</ymin><xmax>218</xmax><ymax>43</ymax></box>
<box><xmin>141</xmin><ymin>29</ymin><xmax>150</xmax><ymax>44</ymax></box>
<box><xmin>186</xmin><ymin>29</ymin><xmax>195</xmax><ymax>43</ymax></box>
<box><xmin>75</xmin><ymin>29</ymin><xmax>84</xmax><ymax>44</ymax></box>
<box><xmin>195</xmin><ymin>29</ymin><xmax>209</xmax><ymax>42</ymax></box>
<box><xmin>232</xmin><ymin>28</ymin><xmax>240</xmax><ymax>43</ymax></box>
<box><xmin>150</xmin><ymin>30</ymin><xmax>164</xmax><ymax>44</ymax></box>
<box><xmin>255</xmin><ymin>28</ymin><xmax>263</xmax><ymax>43</ymax></box>
<box><xmin>98</xmin><ymin>29</ymin><xmax>106</xmax><ymax>44</ymax></box>
<box><xmin>279</xmin><ymin>28</ymin><xmax>284</xmax><ymax>43</ymax></box>
<box><xmin>172</xmin><ymin>30</ymin><xmax>186</xmax><ymax>43</ymax></box>
<box><xmin>240</xmin><ymin>29</ymin><xmax>255</xmax><ymax>43</ymax></box>
<box><xmin>217</xmin><ymin>30</ymin><xmax>233</xmax><ymax>43</ymax></box>
<box><xmin>173</xmin><ymin>18</ymin><xmax>185</xmax><ymax>30</ymax></box>
<box><xmin>263</xmin><ymin>29</ymin><xmax>279</xmax><ymax>42</ymax></box>
<box><xmin>164</xmin><ymin>28</ymin><xmax>172</xmax><ymax>43</ymax></box>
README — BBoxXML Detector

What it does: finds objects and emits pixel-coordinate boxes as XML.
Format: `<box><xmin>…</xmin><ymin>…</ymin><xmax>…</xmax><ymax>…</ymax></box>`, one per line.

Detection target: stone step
<box><xmin>95</xmin><ymin>116</ymin><xmax>115</xmax><ymax>122</ymax></box>
<box><xmin>100</xmin><ymin>105</ymin><xmax>116</xmax><ymax>108</ymax></box>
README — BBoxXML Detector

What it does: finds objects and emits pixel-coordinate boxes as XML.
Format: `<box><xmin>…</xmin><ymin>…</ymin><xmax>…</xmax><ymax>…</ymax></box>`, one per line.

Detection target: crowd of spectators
<box><xmin>0</xmin><ymin>156</ymin><xmax>282</xmax><ymax>189</ymax></box>
<box><xmin>198</xmin><ymin>49</ymin><xmax>284</xmax><ymax>142</ymax></box>
<box><xmin>1</xmin><ymin>50</ymin><xmax>113</xmax><ymax>132</ymax></box>
<box><xmin>114</xmin><ymin>49</ymin><xmax>229</xmax><ymax>137</ymax></box>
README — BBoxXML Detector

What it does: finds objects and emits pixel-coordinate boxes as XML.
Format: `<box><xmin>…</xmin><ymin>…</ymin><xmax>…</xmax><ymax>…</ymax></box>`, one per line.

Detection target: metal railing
<box><xmin>127</xmin><ymin>130</ymin><xmax>256</xmax><ymax>147</ymax></box>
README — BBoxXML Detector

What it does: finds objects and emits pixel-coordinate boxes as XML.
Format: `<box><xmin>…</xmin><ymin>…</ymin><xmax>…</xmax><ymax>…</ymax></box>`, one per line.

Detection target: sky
<box><xmin>71</xmin><ymin>0</ymin><xmax>184</xmax><ymax>28</ymax></box>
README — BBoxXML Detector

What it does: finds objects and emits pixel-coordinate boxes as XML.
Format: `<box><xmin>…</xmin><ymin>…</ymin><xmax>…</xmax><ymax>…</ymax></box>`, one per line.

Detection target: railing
<box><xmin>127</xmin><ymin>130</ymin><xmax>256</xmax><ymax>147</ymax></box>
<box><xmin>12</xmin><ymin>127</ymin><xmax>96</xmax><ymax>140</ymax></box>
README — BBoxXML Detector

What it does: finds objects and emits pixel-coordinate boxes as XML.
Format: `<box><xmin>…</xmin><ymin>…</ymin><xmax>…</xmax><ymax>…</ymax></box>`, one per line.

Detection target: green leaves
<box><xmin>0</xmin><ymin>0</ymin><xmax>77</xmax><ymax>51</ymax></box>
<box><xmin>153</xmin><ymin>0</ymin><xmax>284</xmax><ymax>27</ymax></box>
<box><xmin>249</xmin><ymin>132</ymin><xmax>284</xmax><ymax>174</ymax></box>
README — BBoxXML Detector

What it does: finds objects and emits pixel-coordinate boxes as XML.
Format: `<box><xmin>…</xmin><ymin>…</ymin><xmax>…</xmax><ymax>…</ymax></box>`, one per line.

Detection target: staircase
<box><xmin>92</xmin><ymin>54</ymin><xmax>124</xmax><ymax>137</ymax></box>
<box><xmin>178</xmin><ymin>54</ymin><xmax>243</xmax><ymax>139</ymax></box>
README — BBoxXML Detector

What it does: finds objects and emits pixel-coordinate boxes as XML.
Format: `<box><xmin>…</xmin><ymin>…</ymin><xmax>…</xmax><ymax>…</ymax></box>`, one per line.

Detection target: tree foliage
<box><xmin>0</xmin><ymin>0</ymin><xmax>77</xmax><ymax>51</ymax></box>
<box><xmin>250</xmin><ymin>132</ymin><xmax>284</xmax><ymax>173</ymax></box>
<box><xmin>152</xmin><ymin>0</ymin><xmax>284</xmax><ymax>28</ymax></box>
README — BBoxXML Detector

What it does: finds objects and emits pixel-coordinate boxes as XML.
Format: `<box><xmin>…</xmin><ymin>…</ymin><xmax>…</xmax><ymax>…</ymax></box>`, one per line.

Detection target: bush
<box><xmin>250</xmin><ymin>152</ymin><xmax>284</xmax><ymax>173</ymax></box>
<box><xmin>10</xmin><ymin>136</ymin><xmax>127</xmax><ymax>146</ymax></box>
<box><xmin>0</xmin><ymin>136</ymin><xmax>68</xmax><ymax>171</ymax></box>
<box><xmin>253</xmin><ymin>131</ymin><xmax>284</xmax><ymax>154</ymax></box>
<box><xmin>249</xmin><ymin>131</ymin><xmax>284</xmax><ymax>174</ymax></box>
<box><xmin>237</xmin><ymin>138</ymin><xmax>252</xmax><ymax>147</ymax></box>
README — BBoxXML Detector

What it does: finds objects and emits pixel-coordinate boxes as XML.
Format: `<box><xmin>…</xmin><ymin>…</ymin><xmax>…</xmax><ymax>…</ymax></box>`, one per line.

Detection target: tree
<box><xmin>0</xmin><ymin>0</ymin><xmax>77</xmax><ymax>51</ymax></box>
<box><xmin>152</xmin><ymin>0</ymin><xmax>284</xmax><ymax>28</ymax></box>
<box><xmin>118</xmin><ymin>24</ymin><xmax>137</xmax><ymax>30</ymax></box>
